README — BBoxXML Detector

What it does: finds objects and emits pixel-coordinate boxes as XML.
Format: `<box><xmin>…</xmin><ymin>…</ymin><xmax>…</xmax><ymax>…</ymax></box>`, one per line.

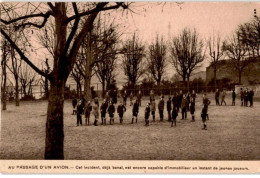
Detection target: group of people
<box><xmin>214</xmin><ymin>88</ymin><xmax>255</xmax><ymax>107</ymax></box>
<box><xmin>72</xmin><ymin>89</ymin><xmax>212</xmax><ymax>130</ymax></box>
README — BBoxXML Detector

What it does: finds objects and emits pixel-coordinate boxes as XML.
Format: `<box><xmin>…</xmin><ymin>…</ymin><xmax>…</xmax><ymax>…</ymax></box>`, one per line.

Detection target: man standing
<box><xmin>132</xmin><ymin>99</ymin><xmax>139</xmax><ymax>124</ymax></box>
<box><xmin>249</xmin><ymin>88</ymin><xmax>254</xmax><ymax>107</ymax></box>
<box><xmin>158</xmin><ymin>96</ymin><xmax>165</xmax><ymax>121</ymax></box>
<box><xmin>232</xmin><ymin>89</ymin><xmax>236</xmax><ymax>106</ymax></box>
<box><xmin>203</xmin><ymin>93</ymin><xmax>211</xmax><ymax>120</ymax></box>
<box><xmin>240</xmin><ymin>88</ymin><xmax>244</xmax><ymax>106</ymax></box>
<box><xmin>221</xmin><ymin>89</ymin><xmax>226</xmax><ymax>106</ymax></box>
<box><xmin>150</xmin><ymin>99</ymin><xmax>156</xmax><ymax>122</ymax></box>
<box><xmin>100</xmin><ymin>99</ymin><xmax>108</xmax><ymax>125</ymax></box>
<box><xmin>167</xmin><ymin>96</ymin><xmax>172</xmax><ymax>122</ymax></box>
<box><xmin>137</xmin><ymin>90</ymin><xmax>142</xmax><ymax>106</ymax></box>
<box><xmin>181</xmin><ymin>94</ymin><xmax>188</xmax><ymax>120</ymax></box>
<box><xmin>215</xmin><ymin>89</ymin><xmax>220</xmax><ymax>106</ymax></box>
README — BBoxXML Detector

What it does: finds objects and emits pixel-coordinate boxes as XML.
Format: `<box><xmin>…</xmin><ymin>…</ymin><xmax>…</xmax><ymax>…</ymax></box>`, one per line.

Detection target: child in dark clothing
<box><xmin>132</xmin><ymin>99</ymin><xmax>139</xmax><ymax>124</ymax></box>
<box><xmin>144</xmin><ymin>103</ymin><xmax>151</xmax><ymax>126</ymax></box>
<box><xmin>72</xmin><ymin>98</ymin><xmax>77</xmax><ymax>115</ymax></box>
<box><xmin>201</xmin><ymin>106</ymin><xmax>208</xmax><ymax>130</ymax></box>
<box><xmin>190</xmin><ymin>98</ymin><xmax>195</xmax><ymax>121</ymax></box>
<box><xmin>167</xmin><ymin>96</ymin><xmax>172</xmax><ymax>122</ymax></box>
<box><xmin>100</xmin><ymin>99</ymin><xmax>108</xmax><ymax>125</ymax></box>
<box><xmin>232</xmin><ymin>89</ymin><xmax>236</xmax><ymax>106</ymax></box>
<box><xmin>171</xmin><ymin>106</ymin><xmax>178</xmax><ymax>127</ymax></box>
<box><xmin>108</xmin><ymin>101</ymin><xmax>115</xmax><ymax>125</ymax></box>
<box><xmin>117</xmin><ymin>101</ymin><xmax>126</xmax><ymax>124</ymax></box>
<box><xmin>76</xmin><ymin>101</ymin><xmax>84</xmax><ymax>126</ymax></box>
<box><xmin>84</xmin><ymin>101</ymin><xmax>92</xmax><ymax>126</ymax></box>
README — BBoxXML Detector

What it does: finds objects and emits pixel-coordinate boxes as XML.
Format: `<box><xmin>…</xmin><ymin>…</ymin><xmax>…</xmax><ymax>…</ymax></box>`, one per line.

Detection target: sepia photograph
<box><xmin>0</xmin><ymin>1</ymin><xmax>260</xmax><ymax>173</ymax></box>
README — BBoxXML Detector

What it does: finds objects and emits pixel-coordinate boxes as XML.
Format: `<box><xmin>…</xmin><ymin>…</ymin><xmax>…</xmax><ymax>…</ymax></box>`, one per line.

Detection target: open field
<box><xmin>1</xmin><ymin>94</ymin><xmax>260</xmax><ymax>160</ymax></box>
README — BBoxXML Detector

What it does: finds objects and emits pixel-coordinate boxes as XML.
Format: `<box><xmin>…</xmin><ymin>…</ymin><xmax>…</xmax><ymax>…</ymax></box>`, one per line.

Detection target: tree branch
<box><xmin>1</xmin><ymin>28</ymin><xmax>51</xmax><ymax>80</ymax></box>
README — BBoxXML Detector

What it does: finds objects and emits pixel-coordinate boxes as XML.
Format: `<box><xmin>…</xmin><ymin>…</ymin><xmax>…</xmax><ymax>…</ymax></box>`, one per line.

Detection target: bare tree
<box><xmin>39</xmin><ymin>58</ymin><xmax>51</xmax><ymax>99</ymax></box>
<box><xmin>19</xmin><ymin>62</ymin><xmax>38</xmax><ymax>97</ymax></box>
<box><xmin>147</xmin><ymin>35</ymin><xmax>167</xmax><ymax>86</ymax></box>
<box><xmin>207</xmin><ymin>34</ymin><xmax>223</xmax><ymax>91</ymax></box>
<box><xmin>222</xmin><ymin>32</ymin><xmax>250</xmax><ymax>84</ymax></box>
<box><xmin>1</xmin><ymin>2</ymin><xmax>131</xmax><ymax>159</ymax></box>
<box><xmin>71</xmin><ymin>57</ymin><xmax>84</xmax><ymax>97</ymax></box>
<box><xmin>92</xmin><ymin>20</ymin><xmax>119</xmax><ymax>97</ymax></box>
<box><xmin>238</xmin><ymin>15</ymin><xmax>260</xmax><ymax>58</ymax></box>
<box><xmin>1</xmin><ymin>38</ymin><xmax>8</xmax><ymax>110</ymax></box>
<box><xmin>121</xmin><ymin>33</ymin><xmax>145</xmax><ymax>89</ymax></box>
<box><xmin>169</xmin><ymin>28</ymin><xmax>205</xmax><ymax>90</ymax></box>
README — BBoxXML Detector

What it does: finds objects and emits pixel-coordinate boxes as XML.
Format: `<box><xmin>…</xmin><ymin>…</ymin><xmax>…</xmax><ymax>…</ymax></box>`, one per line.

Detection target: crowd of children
<box><xmin>72</xmin><ymin>89</ymin><xmax>213</xmax><ymax>130</ymax></box>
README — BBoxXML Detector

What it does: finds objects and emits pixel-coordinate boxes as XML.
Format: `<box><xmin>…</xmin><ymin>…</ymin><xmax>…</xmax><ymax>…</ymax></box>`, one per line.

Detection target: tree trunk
<box><xmin>45</xmin><ymin>78</ymin><xmax>65</xmax><ymax>159</ymax></box>
<box><xmin>84</xmin><ymin>33</ymin><xmax>93</xmax><ymax>101</ymax></box>
<box><xmin>44</xmin><ymin>78</ymin><xmax>49</xmax><ymax>99</ymax></box>
<box><xmin>214</xmin><ymin>67</ymin><xmax>217</xmax><ymax>92</ymax></box>
<box><xmin>15</xmin><ymin>78</ymin><xmax>19</xmax><ymax>106</ymax></box>
<box><xmin>102</xmin><ymin>79</ymin><xmax>105</xmax><ymax>98</ymax></box>
<box><xmin>2</xmin><ymin>57</ymin><xmax>7</xmax><ymax>111</ymax></box>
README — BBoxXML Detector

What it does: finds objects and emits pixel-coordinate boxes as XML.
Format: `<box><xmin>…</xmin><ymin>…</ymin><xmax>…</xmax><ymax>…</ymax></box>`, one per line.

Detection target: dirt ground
<box><xmin>1</xmin><ymin>94</ymin><xmax>260</xmax><ymax>160</ymax></box>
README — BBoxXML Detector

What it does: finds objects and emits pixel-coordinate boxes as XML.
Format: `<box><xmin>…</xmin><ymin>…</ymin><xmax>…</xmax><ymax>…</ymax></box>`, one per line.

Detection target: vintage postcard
<box><xmin>0</xmin><ymin>1</ymin><xmax>260</xmax><ymax>174</ymax></box>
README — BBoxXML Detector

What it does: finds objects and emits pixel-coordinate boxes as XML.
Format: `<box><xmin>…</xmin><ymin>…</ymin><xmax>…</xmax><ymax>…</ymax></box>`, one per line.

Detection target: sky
<box><xmin>3</xmin><ymin>2</ymin><xmax>260</xmax><ymax>87</ymax></box>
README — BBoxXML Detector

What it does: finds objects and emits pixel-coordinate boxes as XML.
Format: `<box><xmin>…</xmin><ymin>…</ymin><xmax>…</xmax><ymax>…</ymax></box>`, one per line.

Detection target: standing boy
<box><xmin>215</xmin><ymin>89</ymin><xmax>220</xmax><ymax>106</ymax></box>
<box><xmin>100</xmin><ymin>99</ymin><xmax>108</xmax><ymax>125</ymax></box>
<box><xmin>171</xmin><ymin>106</ymin><xmax>178</xmax><ymax>127</ymax></box>
<box><xmin>137</xmin><ymin>90</ymin><xmax>142</xmax><ymax>106</ymax></box>
<box><xmin>201</xmin><ymin>105</ymin><xmax>208</xmax><ymax>130</ymax></box>
<box><xmin>150</xmin><ymin>99</ymin><xmax>156</xmax><ymax>122</ymax></box>
<box><xmin>144</xmin><ymin>103</ymin><xmax>151</xmax><ymax>126</ymax></box>
<box><xmin>117</xmin><ymin>101</ymin><xmax>126</xmax><ymax>124</ymax></box>
<box><xmin>221</xmin><ymin>89</ymin><xmax>226</xmax><ymax>106</ymax></box>
<box><xmin>132</xmin><ymin>99</ymin><xmax>139</xmax><ymax>124</ymax></box>
<box><xmin>232</xmin><ymin>89</ymin><xmax>236</xmax><ymax>106</ymax></box>
<box><xmin>108</xmin><ymin>101</ymin><xmax>115</xmax><ymax>125</ymax></box>
<box><xmin>167</xmin><ymin>96</ymin><xmax>172</xmax><ymax>122</ymax></box>
<box><xmin>181</xmin><ymin>95</ymin><xmax>188</xmax><ymax>120</ymax></box>
<box><xmin>84</xmin><ymin>101</ymin><xmax>92</xmax><ymax>126</ymax></box>
<box><xmin>92</xmin><ymin>101</ymin><xmax>99</xmax><ymax>126</ymax></box>
<box><xmin>76</xmin><ymin>100</ymin><xmax>83</xmax><ymax>126</ymax></box>
<box><xmin>72</xmin><ymin>97</ymin><xmax>77</xmax><ymax>115</ymax></box>
<box><xmin>190</xmin><ymin>97</ymin><xmax>196</xmax><ymax>121</ymax></box>
<box><xmin>158</xmin><ymin>96</ymin><xmax>165</xmax><ymax>121</ymax></box>
<box><xmin>203</xmin><ymin>93</ymin><xmax>211</xmax><ymax>120</ymax></box>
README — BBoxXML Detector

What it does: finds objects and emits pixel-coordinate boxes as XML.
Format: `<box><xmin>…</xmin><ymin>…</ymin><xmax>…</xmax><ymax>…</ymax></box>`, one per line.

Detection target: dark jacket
<box><xmin>133</xmin><ymin>102</ymin><xmax>139</xmax><ymax>114</ymax></box>
<box><xmin>84</xmin><ymin>103</ymin><xmax>92</xmax><ymax>116</ymax></box>
<box><xmin>232</xmin><ymin>91</ymin><xmax>236</xmax><ymax>99</ymax></box>
<box><xmin>158</xmin><ymin>99</ymin><xmax>165</xmax><ymax>111</ymax></box>
<box><xmin>203</xmin><ymin>97</ymin><xmax>211</xmax><ymax>107</ymax></box>
<box><xmin>72</xmin><ymin>99</ymin><xmax>77</xmax><ymax>108</ymax></box>
<box><xmin>145</xmin><ymin>106</ymin><xmax>150</xmax><ymax>119</ymax></box>
<box><xmin>201</xmin><ymin>107</ymin><xmax>207</xmax><ymax>120</ymax></box>
<box><xmin>77</xmin><ymin>104</ymin><xmax>84</xmax><ymax>115</ymax></box>
<box><xmin>172</xmin><ymin>107</ymin><xmax>178</xmax><ymax>119</ymax></box>
<box><xmin>108</xmin><ymin>105</ymin><xmax>115</xmax><ymax>115</ymax></box>
<box><xmin>181</xmin><ymin>98</ymin><xmax>188</xmax><ymax>109</ymax></box>
<box><xmin>215</xmin><ymin>91</ymin><xmax>220</xmax><ymax>99</ymax></box>
<box><xmin>100</xmin><ymin>102</ymin><xmax>108</xmax><ymax>113</ymax></box>
<box><xmin>117</xmin><ymin>104</ymin><xmax>126</xmax><ymax>115</ymax></box>
<box><xmin>190</xmin><ymin>101</ymin><xmax>195</xmax><ymax>113</ymax></box>
<box><xmin>167</xmin><ymin>99</ymin><xmax>172</xmax><ymax>111</ymax></box>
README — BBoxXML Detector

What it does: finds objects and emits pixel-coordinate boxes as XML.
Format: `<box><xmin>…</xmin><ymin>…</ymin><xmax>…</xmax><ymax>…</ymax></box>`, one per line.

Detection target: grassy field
<box><xmin>1</xmin><ymin>94</ymin><xmax>260</xmax><ymax>160</ymax></box>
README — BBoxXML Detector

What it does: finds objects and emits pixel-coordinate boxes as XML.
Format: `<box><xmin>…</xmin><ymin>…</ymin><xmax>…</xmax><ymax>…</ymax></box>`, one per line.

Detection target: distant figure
<box><xmin>137</xmin><ymin>90</ymin><xmax>142</xmax><ymax>106</ymax></box>
<box><xmin>76</xmin><ymin>100</ymin><xmax>84</xmax><ymax>126</ymax></box>
<box><xmin>112</xmin><ymin>89</ymin><xmax>118</xmax><ymax>104</ymax></box>
<box><xmin>186</xmin><ymin>92</ymin><xmax>190</xmax><ymax>111</ymax></box>
<box><xmin>132</xmin><ymin>99</ymin><xmax>139</xmax><ymax>124</ymax></box>
<box><xmin>117</xmin><ymin>101</ymin><xmax>126</xmax><ymax>124</ymax></box>
<box><xmin>191</xmin><ymin>90</ymin><xmax>197</xmax><ymax>103</ymax></box>
<box><xmin>181</xmin><ymin>95</ymin><xmax>188</xmax><ymax>120</ymax></box>
<box><xmin>150</xmin><ymin>99</ymin><xmax>156</xmax><ymax>122</ymax></box>
<box><xmin>177</xmin><ymin>90</ymin><xmax>183</xmax><ymax>112</ymax></box>
<box><xmin>122</xmin><ymin>90</ymin><xmax>127</xmax><ymax>106</ymax></box>
<box><xmin>215</xmin><ymin>89</ymin><xmax>220</xmax><ymax>106</ymax></box>
<box><xmin>232</xmin><ymin>89</ymin><xmax>236</xmax><ymax>106</ymax></box>
<box><xmin>72</xmin><ymin>97</ymin><xmax>77</xmax><ymax>115</ymax></box>
<box><xmin>203</xmin><ymin>93</ymin><xmax>211</xmax><ymax>120</ymax></box>
<box><xmin>92</xmin><ymin>101</ymin><xmax>99</xmax><ymax>126</ymax></box>
<box><xmin>91</xmin><ymin>86</ymin><xmax>97</xmax><ymax>99</ymax></box>
<box><xmin>158</xmin><ymin>96</ymin><xmax>165</xmax><ymax>121</ymax></box>
<box><xmin>244</xmin><ymin>88</ymin><xmax>249</xmax><ymax>107</ymax></box>
<box><xmin>172</xmin><ymin>92</ymin><xmax>178</xmax><ymax>110</ymax></box>
<box><xmin>105</xmin><ymin>91</ymin><xmax>110</xmax><ymax>103</ymax></box>
<box><xmin>144</xmin><ymin>103</ymin><xmax>151</xmax><ymax>126</ymax></box>
<box><xmin>190</xmin><ymin>97</ymin><xmax>196</xmax><ymax>122</ymax></box>
<box><xmin>129</xmin><ymin>92</ymin><xmax>134</xmax><ymax>106</ymax></box>
<box><xmin>240</xmin><ymin>88</ymin><xmax>244</xmax><ymax>106</ymax></box>
<box><xmin>221</xmin><ymin>89</ymin><xmax>226</xmax><ymax>106</ymax></box>
<box><xmin>249</xmin><ymin>88</ymin><xmax>254</xmax><ymax>107</ymax></box>
<box><xmin>201</xmin><ymin>105</ymin><xmax>208</xmax><ymax>130</ymax></box>
<box><xmin>171</xmin><ymin>106</ymin><xmax>178</xmax><ymax>127</ymax></box>
<box><xmin>100</xmin><ymin>99</ymin><xmax>108</xmax><ymax>125</ymax></box>
<box><xmin>108</xmin><ymin>101</ymin><xmax>115</xmax><ymax>125</ymax></box>
<box><xmin>167</xmin><ymin>96</ymin><xmax>172</xmax><ymax>122</ymax></box>
<box><xmin>84</xmin><ymin>101</ymin><xmax>92</xmax><ymax>126</ymax></box>
<box><xmin>150</xmin><ymin>90</ymin><xmax>155</xmax><ymax>103</ymax></box>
